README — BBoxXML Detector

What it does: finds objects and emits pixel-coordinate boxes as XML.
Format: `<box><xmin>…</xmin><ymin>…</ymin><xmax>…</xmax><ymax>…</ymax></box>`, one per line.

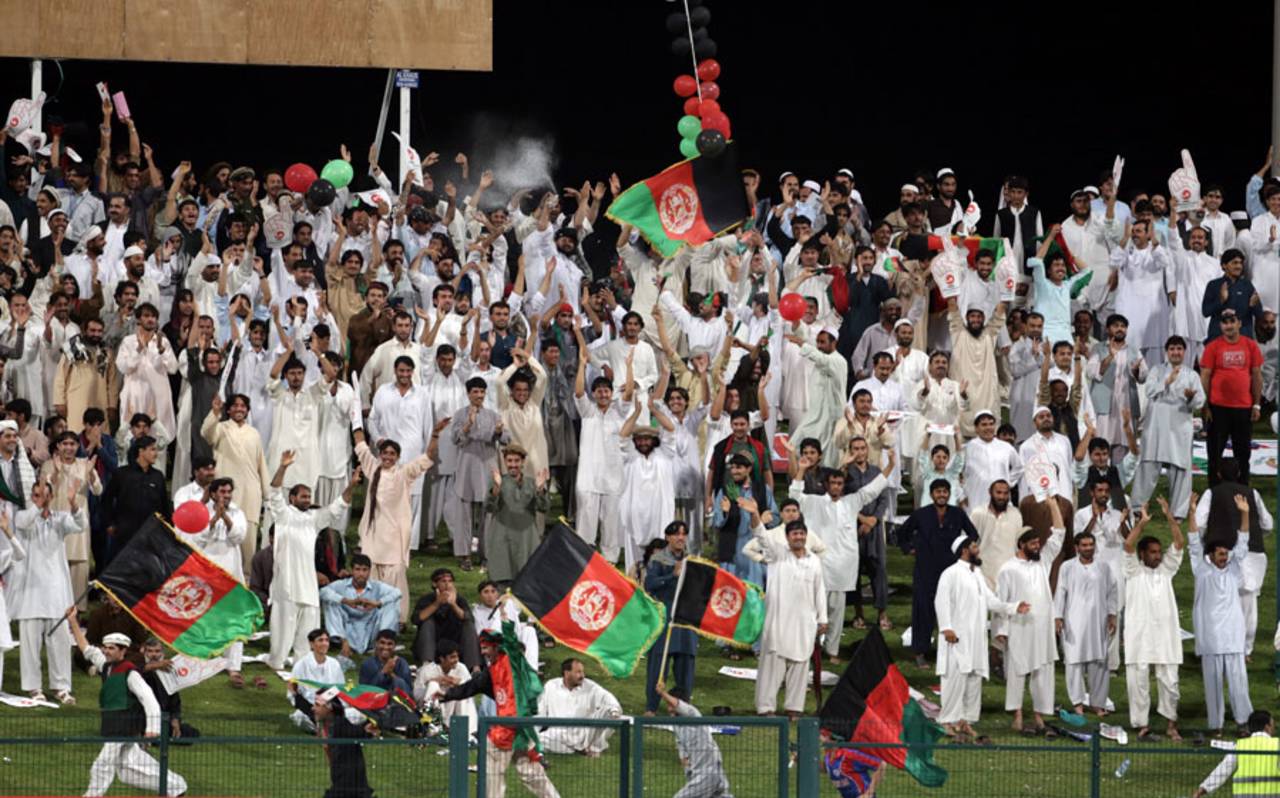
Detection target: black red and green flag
<box><xmin>485</xmin><ymin>620</ymin><xmax>545</xmax><ymax>753</ymax></box>
<box><xmin>1034</xmin><ymin>231</ymin><xmax>1093</xmax><ymax>297</ymax></box>
<box><xmin>819</xmin><ymin>629</ymin><xmax>947</xmax><ymax>788</ymax></box>
<box><xmin>605</xmin><ymin>143</ymin><xmax>749</xmax><ymax>257</ymax></box>
<box><xmin>926</xmin><ymin>235</ymin><xmax>1007</xmax><ymax>275</ymax></box>
<box><xmin>671</xmin><ymin>557</ymin><xmax>764</xmax><ymax>648</ymax></box>
<box><xmin>296</xmin><ymin>680</ymin><xmax>392</xmax><ymax>711</ymax></box>
<box><xmin>511</xmin><ymin>522</ymin><xmax>665</xmax><ymax>677</ymax></box>
<box><xmin>94</xmin><ymin>515</ymin><xmax>263</xmax><ymax>659</ymax></box>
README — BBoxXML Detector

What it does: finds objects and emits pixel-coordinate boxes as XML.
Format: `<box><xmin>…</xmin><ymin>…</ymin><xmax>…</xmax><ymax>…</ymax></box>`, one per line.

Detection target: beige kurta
<box><xmin>948</xmin><ymin>302</ymin><xmax>1005</xmax><ymax>438</ymax></box>
<box><xmin>497</xmin><ymin>358</ymin><xmax>548</xmax><ymax>476</ymax></box>
<box><xmin>201</xmin><ymin>410</ymin><xmax>272</xmax><ymax>563</ymax></box>
<box><xmin>52</xmin><ymin>350</ymin><xmax>119</xmax><ymax>433</ymax></box>
<box><xmin>116</xmin><ymin>333</ymin><xmax>179</xmax><ymax>436</ymax></box>
<box><xmin>355</xmin><ymin>441</ymin><xmax>433</xmax><ymax>568</ymax></box>
<box><xmin>38</xmin><ymin>456</ymin><xmax>102</xmax><ymax>608</ymax></box>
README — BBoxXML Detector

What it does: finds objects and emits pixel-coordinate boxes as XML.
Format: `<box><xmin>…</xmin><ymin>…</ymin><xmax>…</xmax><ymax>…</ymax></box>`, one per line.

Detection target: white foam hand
<box><xmin>1112</xmin><ymin>155</ymin><xmax>1125</xmax><ymax>194</ymax></box>
<box><xmin>962</xmin><ymin>190</ymin><xmax>981</xmax><ymax>234</ymax></box>
<box><xmin>5</xmin><ymin>92</ymin><xmax>45</xmax><ymax>135</ymax></box>
<box><xmin>995</xmin><ymin>242</ymin><xmax>1019</xmax><ymax>301</ymax></box>
<box><xmin>1168</xmin><ymin>149</ymin><xmax>1201</xmax><ymax>212</ymax></box>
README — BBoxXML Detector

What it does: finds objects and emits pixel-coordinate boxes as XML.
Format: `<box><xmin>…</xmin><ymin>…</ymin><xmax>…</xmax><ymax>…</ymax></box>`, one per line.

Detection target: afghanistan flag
<box><xmin>94</xmin><ymin>515</ymin><xmax>264</xmax><ymax>658</ymax></box>
<box><xmin>1034</xmin><ymin>231</ymin><xmax>1093</xmax><ymax>297</ymax></box>
<box><xmin>487</xmin><ymin>620</ymin><xmax>545</xmax><ymax>753</ymax></box>
<box><xmin>605</xmin><ymin>143</ymin><xmax>749</xmax><ymax>257</ymax></box>
<box><xmin>671</xmin><ymin>557</ymin><xmax>764</xmax><ymax>648</ymax></box>
<box><xmin>819</xmin><ymin>629</ymin><xmax>947</xmax><ymax>788</ymax></box>
<box><xmin>926</xmin><ymin>235</ymin><xmax>1007</xmax><ymax>273</ymax></box>
<box><xmin>297</xmin><ymin>680</ymin><xmax>392</xmax><ymax>711</ymax></box>
<box><xmin>511</xmin><ymin>522</ymin><xmax>665</xmax><ymax>677</ymax></box>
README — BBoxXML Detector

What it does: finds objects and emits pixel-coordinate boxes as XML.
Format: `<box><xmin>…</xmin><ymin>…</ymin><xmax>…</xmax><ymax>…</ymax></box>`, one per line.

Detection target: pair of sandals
<box><xmin>949</xmin><ymin>730</ymin><xmax>992</xmax><ymax>746</ymax></box>
<box><xmin>227</xmin><ymin>672</ymin><xmax>269</xmax><ymax>689</ymax></box>
<box><xmin>851</xmin><ymin>617</ymin><xmax>894</xmax><ymax>631</ymax></box>
<box><xmin>30</xmin><ymin>689</ymin><xmax>74</xmax><ymax>705</ymax></box>
<box><xmin>1018</xmin><ymin>724</ymin><xmax>1060</xmax><ymax>739</ymax></box>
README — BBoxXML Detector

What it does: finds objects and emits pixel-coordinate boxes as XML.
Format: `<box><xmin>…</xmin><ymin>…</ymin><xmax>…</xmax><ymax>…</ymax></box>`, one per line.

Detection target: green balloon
<box><xmin>679</xmin><ymin>137</ymin><xmax>699</xmax><ymax>159</ymax></box>
<box><xmin>677</xmin><ymin>114</ymin><xmax>702</xmax><ymax>139</ymax></box>
<box><xmin>320</xmin><ymin>159</ymin><xmax>354</xmax><ymax>189</ymax></box>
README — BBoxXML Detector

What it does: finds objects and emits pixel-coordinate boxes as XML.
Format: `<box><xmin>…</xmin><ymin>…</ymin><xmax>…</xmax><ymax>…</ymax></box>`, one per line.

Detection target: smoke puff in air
<box><xmin>464</xmin><ymin>114</ymin><xmax>558</xmax><ymax>200</ymax></box>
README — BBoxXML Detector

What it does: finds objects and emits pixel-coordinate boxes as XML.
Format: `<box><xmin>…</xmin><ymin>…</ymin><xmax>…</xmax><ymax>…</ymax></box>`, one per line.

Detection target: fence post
<box><xmin>777</xmin><ymin>718</ymin><xmax>791</xmax><ymax>798</ymax></box>
<box><xmin>475</xmin><ymin>718</ymin><xmax>487</xmax><ymax>798</ymax></box>
<box><xmin>795</xmin><ymin>717</ymin><xmax>818</xmax><ymax>797</ymax></box>
<box><xmin>448</xmin><ymin>715</ymin><xmax>470</xmax><ymax>798</ymax></box>
<box><xmin>1090</xmin><ymin>730</ymin><xmax>1101</xmax><ymax>798</ymax></box>
<box><xmin>618</xmin><ymin>718</ymin><xmax>630</xmax><ymax>798</ymax></box>
<box><xmin>157</xmin><ymin>711</ymin><xmax>170</xmax><ymax>797</ymax></box>
<box><xmin>631</xmin><ymin>717</ymin><xmax>644</xmax><ymax>798</ymax></box>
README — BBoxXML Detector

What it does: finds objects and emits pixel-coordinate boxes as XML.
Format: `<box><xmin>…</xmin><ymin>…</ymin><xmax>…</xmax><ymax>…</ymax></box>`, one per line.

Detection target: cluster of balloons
<box><xmin>665</xmin><ymin>3</ymin><xmax>715</xmax><ymax>58</ymax></box>
<box><xmin>283</xmin><ymin>159</ymin><xmax>354</xmax><ymax>197</ymax></box>
<box><xmin>672</xmin><ymin>58</ymin><xmax>729</xmax><ymax>159</ymax></box>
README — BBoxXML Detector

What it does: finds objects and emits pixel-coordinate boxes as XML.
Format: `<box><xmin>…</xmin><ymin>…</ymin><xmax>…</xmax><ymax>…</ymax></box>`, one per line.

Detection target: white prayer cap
<box><xmin>802</xmin><ymin>179</ymin><xmax>822</xmax><ymax>193</ymax></box>
<box><xmin>1081</xmin><ymin>185</ymin><xmax>1100</xmax><ymax>197</ymax></box>
<box><xmin>82</xmin><ymin>225</ymin><xmax>103</xmax><ymax>242</ymax></box>
<box><xmin>1033</xmin><ymin>405</ymin><xmax>1052</xmax><ymax>419</ymax></box>
<box><xmin>837</xmin><ymin>168</ymin><xmax>854</xmax><ymax>179</ymax></box>
<box><xmin>973</xmin><ymin>409</ymin><xmax>996</xmax><ymax>422</ymax></box>
<box><xmin>0</xmin><ymin>420</ymin><xmax>16</xmax><ymax>433</ymax></box>
<box><xmin>35</xmin><ymin>143</ymin><xmax>52</xmax><ymax>158</ymax></box>
<box><xmin>1069</xmin><ymin>188</ymin><xmax>1090</xmax><ymax>201</ymax></box>
<box><xmin>1230</xmin><ymin>211</ymin><xmax>1249</xmax><ymax>221</ymax></box>
<box><xmin>204</xmin><ymin>254</ymin><xmax>222</xmax><ymax>266</ymax></box>
<box><xmin>900</xmin><ymin>183</ymin><xmax>920</xmax><ymax>194</ymax></box>
<box><xmin>122</xmin><ymin>245</ymin><xmax>145</xmax><ymax>260</ymax></box>
<box><xmin>778</xmin><ymin>171</ymin><xmax>795</xmax><ymax>183</ymax></box>
<box><xmin>950</xmin><ymin>534</ymin><xmax>971</xmax><ymax>554</ymax></box>
<box><xmin>819</xmin><ymin>326</ymin><xmax>840</xmax><ymax>340</ymax></box>
<box><xmin>48</xmin><ymin>208</ymin><xmax>67</xmax><ymax>219</ymax></box>
<box><xmin>102</xmin><ymin>632</ymin><xmax>132</xmax><ymax>648</ymax></box>
<box><xmin>688</xmin><ymin>345</ymin><xmax>711</xmax><ymax>358</ymax></box>
<box><xmin>892</xmin><ymin>318</ymin><xmax>914</xmax><ymax>331</ymax></box>
<box><xmin>936</xmin><ymin>167</ymin><xmax>955</xmax><ymax>179</ymax></box>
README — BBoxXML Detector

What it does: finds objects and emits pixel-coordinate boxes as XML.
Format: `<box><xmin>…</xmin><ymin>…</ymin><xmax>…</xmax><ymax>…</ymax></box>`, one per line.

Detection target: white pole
<box><xmin>30</xmin><ymin>60</ymin><xmax>42</xmax><ymax>131</ymax></box>
<box><xmin>1274</xmin><ymin>0</ymin><xmax>1280</xmax><ymax>177</ymax></box>
<box><xmin>399</xmin><ymin>84</ymin><xmax>411</xmax><ymax>187</ymax></box>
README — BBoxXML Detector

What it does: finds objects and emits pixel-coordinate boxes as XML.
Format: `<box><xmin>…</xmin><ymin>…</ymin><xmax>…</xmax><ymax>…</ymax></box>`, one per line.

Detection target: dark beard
<box><xmin>967</xmin><ymin>325</ymin><xmax>983</xmax><ymax>338</ymax></box>
<box><xmin>990</xmin><ymin>499</ymin><xmax>1008</xmax><ymax>512</ymax></box>
<box><xmin>969</xmin><ymin>556</ymin><xmax>983</xmax><ymax>567</ymax></box>
<box><xmin>1025</xmin><ymin>550</ymin><xmax>1041</xmax><ymax>562</ymax></box>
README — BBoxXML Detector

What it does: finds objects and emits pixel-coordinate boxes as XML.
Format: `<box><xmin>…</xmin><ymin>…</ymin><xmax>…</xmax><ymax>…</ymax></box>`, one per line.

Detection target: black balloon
<box><xmin>665</xmin><ymin>12</ymin><xmax>687</xmax><ymax>34</ymax></box>
<box><xmin>689</xmin><ymin>6</ymin><xmax>711</xmax><ymax>26</ymax></box>
<box><xmin>695</xmin><ymin>38</ymin><xmax>717</xmax><ymax>59</ymax></box>
<box><xmin>696</xmin><ymin>129</ymin><xmax>727</xmax><ymax>158</ymax></box>
<box><xmin>671</xmin><ymin>38</ymin><xmax>692</xmax><ymax>57</ymax></box>
<box><xmin>692</xmin><ymin>27</ymin><xmax>708</xmax><ymax>41</ymax></box>
<box><xmin>307</xmin><ymin>178</ymin><xmax>336</xmax><ymax>207</ymax></box>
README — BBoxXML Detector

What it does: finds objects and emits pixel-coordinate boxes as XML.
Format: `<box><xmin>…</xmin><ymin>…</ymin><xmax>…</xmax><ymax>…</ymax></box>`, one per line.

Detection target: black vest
<box><xmin>996</xmin><ymin>205</ymin><xmax>1041</xmax><ymax>264</ymax></box>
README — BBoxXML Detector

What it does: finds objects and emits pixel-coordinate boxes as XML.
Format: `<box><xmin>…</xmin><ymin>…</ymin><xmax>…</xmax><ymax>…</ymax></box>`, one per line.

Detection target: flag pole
<box><xmin>657</xmin><ymin>556</ymin><xmax>689</xmax><ymax>684</ymax></box>
<box><xmin>45</xmin><ymin>588</ymin><xmax>92</xmax><ymax>639</ymax></box>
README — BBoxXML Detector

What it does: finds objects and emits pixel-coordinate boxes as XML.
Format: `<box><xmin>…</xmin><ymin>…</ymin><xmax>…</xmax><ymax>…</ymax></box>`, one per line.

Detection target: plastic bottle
<box><xmin>1114</xmin><ymin>758</ymin><xmax>1131</xmax><ymax>778</ymax></box>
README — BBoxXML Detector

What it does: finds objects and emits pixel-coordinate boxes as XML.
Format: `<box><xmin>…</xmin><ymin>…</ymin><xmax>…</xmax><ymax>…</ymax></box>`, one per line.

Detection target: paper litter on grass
<box><xmin>0</xmin><ymin>692</ymin><xmax>58</xmax><ymax>709</ymax></box>
<box><xmin>249</xmin><ymin>631</ymin><xmax>270</xmax><ymax>641</ymax></box>
<box><xmin>718</xmin><ymin>665</ymin><xmax>838</xmax><ymax>687</ymax></box>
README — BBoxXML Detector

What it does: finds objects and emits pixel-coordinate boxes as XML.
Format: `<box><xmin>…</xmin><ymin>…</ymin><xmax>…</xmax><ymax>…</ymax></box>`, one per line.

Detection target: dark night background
<box><xmin>1</xmin><ymin>1</ymin><xmax>1273</xmax><ymax>229</ymax></box>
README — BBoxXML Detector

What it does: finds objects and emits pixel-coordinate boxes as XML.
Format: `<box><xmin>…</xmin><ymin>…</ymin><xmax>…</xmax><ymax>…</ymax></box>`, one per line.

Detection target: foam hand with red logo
<box><xmin>1168</xmin><ymin>149</ymin><xmax>1201</xmax><ymax>212</ymax></box>
<box><xmin>1112</xmin><ymin>154</ymin><xmax>1125</xmax><ymax>195</ymax></box>
<box><xmin>962</xmin><ymin>190</ymin><xmax>981</xmax><ymax>234</ymax></box>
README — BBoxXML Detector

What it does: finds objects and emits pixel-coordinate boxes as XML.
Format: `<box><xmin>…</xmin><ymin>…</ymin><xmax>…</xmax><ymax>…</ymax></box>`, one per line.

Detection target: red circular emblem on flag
<box><xmin>658</xmin><ymin>184</ymin><xmax>699</xmax><ymax>235</ymax></box>
<box><xmin>709</xmin><ymin>586</ymin><xmax>743</xmax><ymax>619</ymax></box>
<box><xmin>1039</xmin><ymin>476</ymin><xmax>1050</xmax><ymax>488</ymax></box>
<box><xmin>568</xmin><ymin>581</ymin><xmax>616</xmax><ymax>631</ymax></box>
<box><xmin>157</xmin><ymin>575</ymin><xmax>214</xmax><ymax>620</ymax></box>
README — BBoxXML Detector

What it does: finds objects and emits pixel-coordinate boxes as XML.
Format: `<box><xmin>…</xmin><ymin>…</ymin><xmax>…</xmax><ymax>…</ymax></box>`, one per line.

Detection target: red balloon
<box><xmin>699</xmin><ymin>81</ymin><xmax>720</xmax><ymax>101</ymax></box>
<box><xmin>673</xmin><ymin>74</ymin><xmax>698</xmax><ymax>98</ymax></box>
<box><xmin>696</xmin><ymin>98</ymin><xmax>721</xmax><ymax>116</ymax></box>
<box><xmin>173</xmin><ymin>500</ymin><xmax>210</xmax><ymax>534</ymax></box>
<box><xmin>778</xmin><ymin>293</ymin><xmax>807</xmax><ymax>322</ymax></box>
<box><xmin>284</xmin><ymin>162</ymin><xmax>317</xmax><ymax>194</ymax></box>
<box><xmin>683</xmin><ymin>97</ymin><xmax>700</xmax><ymax>116</ymax></box>
<box><xmin>702</xmin><ymin>111</ymin><xmax>731</xmax><ymax>138</ymax></box>
<box><xmin>697</xmin><ymin>59</ymin><xmax>721</xmax><ymax>82</ymax></box>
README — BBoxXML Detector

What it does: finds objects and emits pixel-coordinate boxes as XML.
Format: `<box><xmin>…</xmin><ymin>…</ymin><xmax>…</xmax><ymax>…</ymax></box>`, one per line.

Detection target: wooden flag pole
<box><xmin>657</xmin><ymin>556</ymin><xmax>689</xmax><ymax>685</ymax></box>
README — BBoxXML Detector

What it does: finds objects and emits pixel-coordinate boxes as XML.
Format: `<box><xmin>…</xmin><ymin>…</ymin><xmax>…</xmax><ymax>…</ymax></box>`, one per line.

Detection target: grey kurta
<box><xmin>541</xmin><ymin>365</ymin><xmax>578</xmax><ymax>468</ymax></box>
<box><xmin>1053</xmin><ymin>557</ymin><xmax>1117</xmax><ymax>663</ymax></box>
<box><xmin>671</xmin><ymin>700</ymin><xmax>732</xmax><ymax>798</ymax></box>
<box><xmin>788</xmin><ymin>343</ymin><xmax>847</xmax><ymax>469</ymax></box>
<box><xmin>484</xmin><ymin>474</ymin><xmax>549</xmax><ymax>583</ymax></box>
<box><xmin>1138</xmin><ymin>364</ymin><xmax>1204</xmax><ymax>470</ymax></box>
<box><xmin>450</xmin><ymin>406</ymin><xmax>506</xmax><ymax>503</ymax></box>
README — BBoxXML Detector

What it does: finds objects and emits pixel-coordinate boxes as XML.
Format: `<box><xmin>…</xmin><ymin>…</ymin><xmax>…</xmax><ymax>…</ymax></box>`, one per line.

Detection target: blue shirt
<box><xmin>357</xmin><ymin>655</ymin><xmax>412</xmax><ymax>690</ymax></box>
<box><xmin>1201</xmin><ymin>275</ymin><xmax>1265</xmax><ymax>341</ymax></box>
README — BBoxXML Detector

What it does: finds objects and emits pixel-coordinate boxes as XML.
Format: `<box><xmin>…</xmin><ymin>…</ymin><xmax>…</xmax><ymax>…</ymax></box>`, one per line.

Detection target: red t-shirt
<box><xmin>1201</xmin><ymin>335</ymin><xmax>1263</xmax><ymax>408</ymax></box>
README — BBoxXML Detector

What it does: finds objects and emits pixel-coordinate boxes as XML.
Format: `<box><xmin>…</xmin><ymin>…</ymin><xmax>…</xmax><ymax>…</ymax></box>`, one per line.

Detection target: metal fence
<box><xmin>0</xmin><ymin>711</ymin><xmax>1263</xmax><ymax>797</ymax></box>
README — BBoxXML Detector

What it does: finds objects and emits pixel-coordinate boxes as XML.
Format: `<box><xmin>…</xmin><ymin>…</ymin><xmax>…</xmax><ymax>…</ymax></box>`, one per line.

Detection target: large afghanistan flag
<box><xmin>819</xmin><ymin>629</ymin><xmax>947</xmax><ymax>788</ymax></box>
<box><xmin>511</xmin><ymin>522</ymin><xmax>664</xmax><ymax>677</ymax></box>
<box><xmin>94</xmin><ymin>515</ymin><xmax>263</xmax><ymax>658</ymax></box>
<box><xmin>606</xmin><ymin>143</ymin><xmax>749</xmax><ymax>257</ymax></box>
<box><xmin>671</xmin><ymin>558</ymin><xmax>764</xmax><ymax>648</ymax></box>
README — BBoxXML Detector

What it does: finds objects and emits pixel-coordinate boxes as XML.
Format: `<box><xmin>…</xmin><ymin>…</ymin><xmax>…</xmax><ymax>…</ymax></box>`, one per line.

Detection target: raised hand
<box><xmin>280</xmin><ymin>450</ymin><xmax>297</xmax><ymax>468</ymax></box>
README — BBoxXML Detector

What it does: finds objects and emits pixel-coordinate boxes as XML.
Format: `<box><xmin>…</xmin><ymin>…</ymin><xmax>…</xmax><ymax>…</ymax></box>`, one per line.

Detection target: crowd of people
<box><xmin>0</xmin><ymin>87</ymin><xmax>1276</xmax><ymax>796</ymax></box>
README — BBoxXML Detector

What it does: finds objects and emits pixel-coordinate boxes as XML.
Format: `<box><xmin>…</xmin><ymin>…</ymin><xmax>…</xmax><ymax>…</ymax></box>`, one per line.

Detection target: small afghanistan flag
<box><xmin>94</xmin><ymin>515</ymin><xmax>264</xmax><ymax>659</ymax></box>
<box><xmin>511</xmin><ymin>522</ymin><xmax>665</xmax><ymax>677</ymax></box>
<box><xmin>925</xmin><ymin>235</ymin><xmax>1007</xmax><ymax>272</ymax></box>
<box><xmin>671</xmin><ymin>558</ymin><xmax>764</xmax><ymax>648</ymax></box>
<box><xmin>819</xmin><ymin>629</ymin><xmax>947</xmax><ymax>788</ymax></box>
<box><xmin>605</xmin><ymin>143</ymin><xmax>750</xmax><ymax>257</ymax></box>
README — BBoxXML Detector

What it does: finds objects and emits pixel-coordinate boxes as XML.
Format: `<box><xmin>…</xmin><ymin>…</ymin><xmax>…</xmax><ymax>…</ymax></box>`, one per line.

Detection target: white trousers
<box><xmin>756</xmin><ymin>652</ymin><xmax>808</xmax><ymax>714</ymax></box>
<box><xmin>485</xmin><ymin>746</ymin><xmax>561</xmax><ymax>798</ymax></box>
<box><xmin>1005</xmin><ymin>663</ymin><xmax>1054</xmax><ymax>714</ymax></box>
<box><xmin>268</xmin><ymin>598</ymin><xmax>319</xmax><ymax>669</ymax></box>
<box><xmin>1125</xmin><ymin>663</ymin><xmax>1179</xmax><ymax>728</ymax></box>
<box><xmin>1065</xmin><ymin>660</ymin><xmax>1109</xmax><ymax>709</ymax></box>
<box><xmin>939</xmin><ymin>670</ymin><xmax>983</xmax><ymax>725</ymax></box>
<box><xmin>19</xmin><ymin>617</ymin><xmax>72</xmax><ymax>693</ymax></box>
<box><xmin>540</xmin><ymin>707</ymin><xmax>617</xmax><ymax>754</ymax></box>
<box><xmin>823</xmin><ymin>591</ymin><xmax>847</xmax><ymax>658</ymax></box>
<box><xmin>84</xmin><ymin>742</ymin><xmax>187</xmax><ymax>797</ymax></box>
<box><xmin>1202</xmin><ymin>652</ymin><xmax>1253</xmax><ymax>730</ymax></box>
<box><xmin>576</xmin><ymin>491</ymin><xmax>621</xmax><ymax>562</ymax></box>
<box><xmin>225</xmin><ymin>641</ymin><xmax>244</xmax><ymax>672</ymax></box>
<box><xmin>427</xmin><ymin>473</ymin><xmax>467</xmax><ymax>554</ymax></box>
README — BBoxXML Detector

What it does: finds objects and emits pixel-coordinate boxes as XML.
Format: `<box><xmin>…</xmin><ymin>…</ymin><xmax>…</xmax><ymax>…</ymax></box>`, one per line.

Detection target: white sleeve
<box><xmin>126</xmin><ymin>670</ymin><xmax>162</xmax><ymax>735</ymax></box>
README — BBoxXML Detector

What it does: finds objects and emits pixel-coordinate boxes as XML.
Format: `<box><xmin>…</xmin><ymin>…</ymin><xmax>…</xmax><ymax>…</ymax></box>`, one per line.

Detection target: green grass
<box><xmin>2</xmin><ymin>459</ymin><xmax>1277</xmax><ymax>796</ymax></box>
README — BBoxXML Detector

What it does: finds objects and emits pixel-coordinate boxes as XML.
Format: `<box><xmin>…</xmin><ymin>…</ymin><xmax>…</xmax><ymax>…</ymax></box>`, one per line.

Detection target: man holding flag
<box><xmin>644</xmin><ymin>520</ymin><xmax>698</xmax><ymax>715</ymax></box>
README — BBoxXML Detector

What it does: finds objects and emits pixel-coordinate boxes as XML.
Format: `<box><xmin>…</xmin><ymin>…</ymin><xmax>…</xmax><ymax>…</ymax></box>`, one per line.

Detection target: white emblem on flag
<box><xmin>658</xmin><ymin>183</ymin><xmax>699</xmax><ymax>235</ymax></box>
<box><xmin>568</xmin><ymin>580</ymin><xmax>617</xmax><ymax>631</ymax></box>
<box><xmin>709</xmin><ymin>585</ymin><xmax>743</xmax><ymax>619</ymax></box>
<box><xmin>156</xmin><ymin>575</ymin><xmax>214</xmax><ymax>620</ymax></box>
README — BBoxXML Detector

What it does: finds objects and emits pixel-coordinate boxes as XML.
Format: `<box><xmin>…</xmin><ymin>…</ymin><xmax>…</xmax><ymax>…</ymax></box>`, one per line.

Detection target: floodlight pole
<box><xmin>30</xmin><ymin>60</ymin><xmax>41</xmax><ymax>130</ymax></box>
<box><xmin>399</xmin><ymin>81</ymin><xmax>411</xmax><ymax>182</ymax></box>
<box><xmin>1274</xmin><ymin>0</ymin><xmax>1280</xmax><ymax>177</ymax></box>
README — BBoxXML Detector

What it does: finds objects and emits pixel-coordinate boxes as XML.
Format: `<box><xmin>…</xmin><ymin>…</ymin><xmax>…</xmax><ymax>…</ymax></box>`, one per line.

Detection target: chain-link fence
<box><xmin>0</xmin><ymin>711</ymin><xmax>1266</xmax><ymax>797</ymax></box>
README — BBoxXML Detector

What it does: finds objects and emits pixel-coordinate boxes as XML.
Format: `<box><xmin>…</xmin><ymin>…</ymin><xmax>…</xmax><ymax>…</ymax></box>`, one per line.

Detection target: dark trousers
<box><xmin>852</xmin><ymin>527</ymin><xmax>888</xmax><ymax>613</ymax></box>
<box><xmin>910</xmin><ymin>576</ymin><xmax>940</xmax><ymax>655</ymax></box>
<box><xmin>413</xmin><ymin>620</ymin><xmax>480</xmax><ymax>670</ymax></box>
<box><xmin>1207</xmin><ymin>404</ymin><xmax>1253</xmax><ymax>485</ymax></box>
<box><xmin>645</xmin><ymin>648</ymin><xmax>695</xmax><ymax>712</ymax></box>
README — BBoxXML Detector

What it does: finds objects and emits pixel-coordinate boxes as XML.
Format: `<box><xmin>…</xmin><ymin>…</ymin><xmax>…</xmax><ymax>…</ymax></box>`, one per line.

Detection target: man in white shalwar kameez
<box><xmin>1017</xmin><ymin>406</ymin><xmax>1077</xmax><ymax>506</ymax></box>
<box><xmin>266</xmin><ymin>355</ymin><xmax>324</xmax><ymax>494</ymax></box>
<box><xmin>962</xmin><ymin>410</ymin><xmax>1023</xmax><ymax>509</ymax></box>
<box><xmin>1053</xmin><ymin>529</ymin><xmax>1117</xmax><ymax>716</ymax></box>
<box><xmin>1130</xmin><ymin>337</ymin><xmax>1204</xmax><ymax>520</ymax></box>
<box><xmin>744</xmin><ymin>498</ymin><xmax>827</xmax><ymax>719</ymax></box>
<box><xmin>935</xmin><ymin>535</ymin><xmax>1028</xmax><ymax>738</ymax></box>
<box><xmin>993</xmin><ymin>497</ymin><xmax>1064</xmax><ymax>734</ymax></box>
<box><xmin>887</xmin><ymin>319</ymin><xmax>929</xmax><ymax>467</ymax></box>
<box><xmin>1189</xmin><ymin>494</ymin><xmax>1253</xmax><ymax>735</ymax></box>
<box><xmin>1074</xmin><ymin>481</ymin><xmax>1129</xmax><ymax>673</ymax></box>
<box><xmin>421</xmin><ymin>344</ymin><xmax>468</xmax><ymax>554</ymax></box>
<box><xmin>1194</xmin><ymin>479</ymin><xmax>1274</xmax><ymax>654</ymax></box>
<box><xmin>115</xmin><ymin>307</ymin><xmax>179</xmax><ymax>437</ymax></box>
<box><xmin>617</xmin><ymin>402</ymin><xmax>677</xmax><ymax>576</ymax></box>
<box><xmin>266</xmin><ymin>452</ymin><xmax>352</xmax><ymax>669</ymax></box>
<box><xmin>313</xmin><ymin>354</ymin><xmax>359</xmax><ymax>533</ymax></box>
<box><xmin>538</xmin><ymin>658</ymin><xmax>622</xmax><ymax>756</ymax></box>
<box><xmin>366</xmin><ymin>355</ymin><xmax>433</xmax><ymax>548</ymax></box>
<box><xmin>1109</xmin><ymin>220</ymin><xmax>1173</xmax><ymax>365</ymax></box>
<box><xmin>5</xmin><ymin>480</ymin><xmax>79</xmax><ymax>703</ymax></box>
<box><xmin>1168</xmin><ymin>227</ymin><xmax>1221</xmax><ymax>365</ymax></box>
<box><xmin>791</xmin><ymin>453</ymin><xmax>893</xmax><ymax>660</ymax></box>
<box><xmin>1122</xmin><ymin>499</ymin><xmax>1185</xmax><ymax>741</ymax></box>
<box><xmin>785</xmin><ymin>328</ymin><xmax>846</xmax><ymax>468</ymax></box>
